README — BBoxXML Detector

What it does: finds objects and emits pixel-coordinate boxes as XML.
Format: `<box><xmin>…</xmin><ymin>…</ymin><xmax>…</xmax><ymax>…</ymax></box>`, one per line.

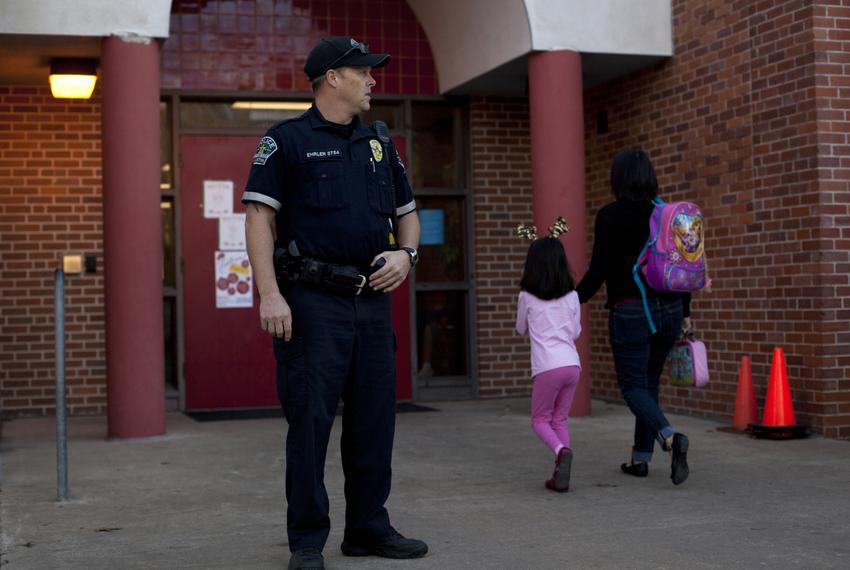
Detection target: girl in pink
<box><xmin>515</xmin><ymin>235</ymin><xmax>581</xmax><ymax>492</ymax></box>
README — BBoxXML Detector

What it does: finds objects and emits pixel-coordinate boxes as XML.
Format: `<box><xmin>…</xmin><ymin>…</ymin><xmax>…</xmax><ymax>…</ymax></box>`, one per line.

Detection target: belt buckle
<box><xmin>354</xmin><ymin>274</ymin><xmax>367</xmax><ymax>295</ymax></box>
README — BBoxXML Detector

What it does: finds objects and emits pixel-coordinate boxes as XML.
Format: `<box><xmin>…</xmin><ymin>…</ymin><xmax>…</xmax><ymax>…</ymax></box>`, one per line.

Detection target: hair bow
<box><xmin>548</xmin><ymin>216</ymin><xmax>571</xmax><ymax>238</ymax></box>
<box><xmin>516</xmin><ymin>216</ymin><xmax>570</xmax><ymax>240</ymax></box>
<box><xmin>516</xmin><ymin>224</ymin><xmax>537</xmax><ymax>241</ymax></box>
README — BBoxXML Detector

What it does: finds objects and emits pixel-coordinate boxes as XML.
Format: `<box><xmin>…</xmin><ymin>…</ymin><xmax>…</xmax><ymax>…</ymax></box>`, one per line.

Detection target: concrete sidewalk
<box><xmin>1</xmin><ymin>398</ymin><xmax>849</xmax><ymax>569</ymax></box>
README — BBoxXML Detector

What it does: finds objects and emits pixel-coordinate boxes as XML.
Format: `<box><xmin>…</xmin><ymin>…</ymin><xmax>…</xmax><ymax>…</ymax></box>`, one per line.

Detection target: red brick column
<box><xmin>101</xmin><ymin>36</ymin><xmax>165</xmax><ymax>438</ymax></box>
<box><xmin>528</xmin><ymin>50</ymin><xmax>591</xmax><ymax>416</ymax></box>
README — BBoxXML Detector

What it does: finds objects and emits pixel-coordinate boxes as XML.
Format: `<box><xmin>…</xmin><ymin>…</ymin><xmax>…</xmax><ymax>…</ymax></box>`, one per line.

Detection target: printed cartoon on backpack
<box><xmin>642</xmin><ymin>199</ymin><xmax>706</xmax><ymax>292</ymax></box>
<box><xmin>633</xmin><ymin>198</ymin><xmax>707</xmax><ymax>332</ymax></box>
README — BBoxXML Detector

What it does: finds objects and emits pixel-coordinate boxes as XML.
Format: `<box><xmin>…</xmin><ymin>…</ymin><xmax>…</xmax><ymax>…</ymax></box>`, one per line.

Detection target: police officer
<box><xmin>242</xmin><ymin>37</ymin><xmax>425</xmax><ymax>570</ymax></box>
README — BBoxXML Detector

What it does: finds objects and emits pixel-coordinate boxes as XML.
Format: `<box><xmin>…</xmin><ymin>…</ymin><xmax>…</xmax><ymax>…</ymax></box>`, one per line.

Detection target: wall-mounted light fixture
<box><xmin>49</xmin><ymin>58</ymin><xmax>98</xmax><ymax>99</ymax></box>
<box><xmin>231</xmin><ymin>101</ymin><xmax>312</xmax><ymax>110</ymax></box>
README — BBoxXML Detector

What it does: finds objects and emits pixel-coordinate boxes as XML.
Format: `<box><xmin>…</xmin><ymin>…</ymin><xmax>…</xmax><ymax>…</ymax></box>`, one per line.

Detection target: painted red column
<box><xmin>101</xmin><ymin>35</ymin><xmax>166</xmax><ymax>437</ymax></box>
<box><xmin>528</xmin><ymin>50</ymin><xmax>591</xmax><ymax>416</ymax></box>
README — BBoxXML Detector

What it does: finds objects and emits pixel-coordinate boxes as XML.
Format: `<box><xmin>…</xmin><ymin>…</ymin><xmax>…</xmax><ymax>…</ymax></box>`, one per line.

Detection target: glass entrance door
<box><xmin>409</xmin><ymin>103</ymin><xmax>476</xmax><ymax>400</ymax></box>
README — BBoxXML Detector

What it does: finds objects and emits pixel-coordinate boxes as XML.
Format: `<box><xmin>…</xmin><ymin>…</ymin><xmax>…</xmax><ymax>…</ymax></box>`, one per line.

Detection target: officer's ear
<box><xmin>325</xmin><ymin>68</ymin><xmax>342</xmax><ymax>88</ymax></box>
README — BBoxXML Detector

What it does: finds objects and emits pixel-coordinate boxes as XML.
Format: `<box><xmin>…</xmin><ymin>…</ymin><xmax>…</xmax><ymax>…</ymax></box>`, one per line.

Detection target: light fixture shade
<box><xmin>231</xmin><ymin>101</ymin><xmax>312</xmax><ymax>110</ymax></box>
<box><xmin>49</xmin><ymin>58</ymin><xmax>98</xmax><ymax>99</ymax></box>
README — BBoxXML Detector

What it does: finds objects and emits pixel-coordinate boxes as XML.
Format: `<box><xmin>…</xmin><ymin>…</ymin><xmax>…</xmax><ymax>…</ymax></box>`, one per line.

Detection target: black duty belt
<box><xmin>275</xmin><ymin>247</ymin><xmax>383</xmax><ymax>297</ymax></box>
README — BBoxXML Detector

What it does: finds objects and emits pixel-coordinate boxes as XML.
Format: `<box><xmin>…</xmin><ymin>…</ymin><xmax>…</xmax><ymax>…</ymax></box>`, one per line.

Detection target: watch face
<box><xmin>404</xmin><ymin>247</ymin><xmax>417</xmax><ymax>265</ymax></box>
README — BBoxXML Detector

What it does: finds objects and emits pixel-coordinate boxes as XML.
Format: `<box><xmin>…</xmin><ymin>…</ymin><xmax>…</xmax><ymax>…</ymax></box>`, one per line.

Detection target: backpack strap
<box><xmin>632</xmin><ymin>242</ymin><xmax>657</xmax><ymax>334</ymax></box>
<box><xmin>632</xmin><ymin>196</ymin><xmax>666</xmax><ymax>334</ymax></box>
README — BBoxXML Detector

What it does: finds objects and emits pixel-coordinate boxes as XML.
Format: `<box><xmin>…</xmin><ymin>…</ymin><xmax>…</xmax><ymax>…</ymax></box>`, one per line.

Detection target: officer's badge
<box><xmin>253</xmin><ymin>136</ymin><xmax>278</xmax><ymax>166</ymax></box>
<box><xmin>369</xmin><ymin>139</ymin><xmax>384</xmax><ymax>162</ymax></box>
<box><xmin>394</xmin><ymin>148</ymin><xmax>406</xmax><ymax>173</ymax></box>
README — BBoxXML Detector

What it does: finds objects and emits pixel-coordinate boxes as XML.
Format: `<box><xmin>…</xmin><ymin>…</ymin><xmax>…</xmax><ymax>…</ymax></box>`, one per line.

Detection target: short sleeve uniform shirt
<box><xmin>242</xmin><ymin>105</ymin><xmax>416</xmax><ymax>266</ymax></box>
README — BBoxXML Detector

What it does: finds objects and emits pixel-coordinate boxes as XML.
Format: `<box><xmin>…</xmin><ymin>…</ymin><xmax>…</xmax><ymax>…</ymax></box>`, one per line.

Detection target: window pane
<box><xmin>361</xmin><ymin>101</ymin><xmax>403</xmax><ymax>131</ymax></box>
<box><xmin>162</xmin><ymin>198</ymin><xmax>176</xmax><ymax>288</ymax></box>
<box><xmin>411</xmin><ymin>103</ymin><xmax>456</xmax><ymax>188</ymax></box>
<box><xmin>416</xmin><ymin>291</ymin><xmax>467</xmax><ymax>378</ymax></box>
<box><xmin>179</xmin><ymin>101</ymin><xmax>310</xmax><ymax>131</ymax></box>
<box><xmin>414</xmin><ymin>196</ymin><xmax>465</xmax><ymax>282</ymax></box>
<box><xmin>160</xmin><ymin>101</ymin><xmax>173</xmax><ymax>190</ymax></box>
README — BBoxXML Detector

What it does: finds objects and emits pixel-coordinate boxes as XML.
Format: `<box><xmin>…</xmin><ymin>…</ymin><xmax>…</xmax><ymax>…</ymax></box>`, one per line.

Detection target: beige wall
<box><xmin>526</xmin><ymin>0</ymin><xmax>672</xmax><ymax>55</ymax></box>
<box><xmin>0</xmin><ymin>0</ymin><xmax>171</xmax><ymax>38</ymax></box>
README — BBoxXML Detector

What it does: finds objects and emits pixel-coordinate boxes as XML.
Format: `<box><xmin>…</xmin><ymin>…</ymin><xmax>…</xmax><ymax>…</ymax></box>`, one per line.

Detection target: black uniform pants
<box><xmin>272</xmin><ymin>283</ymin><xmax>396</xmax><ymax>552</ymax></box>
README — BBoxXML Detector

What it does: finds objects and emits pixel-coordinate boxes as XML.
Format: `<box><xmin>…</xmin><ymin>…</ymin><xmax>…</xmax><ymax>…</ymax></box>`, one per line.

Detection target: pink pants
<box><xmin>531</xmin><ymin>365</ymin><xmax>581</xmax><ymax>454</ymax></box>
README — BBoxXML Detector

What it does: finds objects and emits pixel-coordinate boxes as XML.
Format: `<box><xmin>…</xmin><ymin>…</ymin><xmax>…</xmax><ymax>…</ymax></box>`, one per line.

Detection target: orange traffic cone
<box><xmin>731</xmin><ymin>355</ymin><xmax>757</xmax><ymax>431</ymax></box>
<box><xmin>750</xmin><ymin>347</ymin><xmax>808</xmax><ymax>439</ymax></box>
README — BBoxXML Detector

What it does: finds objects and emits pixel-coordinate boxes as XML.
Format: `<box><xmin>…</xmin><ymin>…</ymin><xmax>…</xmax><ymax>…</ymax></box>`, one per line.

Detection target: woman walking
<box><xmin>576</xmin><ymin>149</ymin><xmax>691</xmax><ymax>485</ymax></box>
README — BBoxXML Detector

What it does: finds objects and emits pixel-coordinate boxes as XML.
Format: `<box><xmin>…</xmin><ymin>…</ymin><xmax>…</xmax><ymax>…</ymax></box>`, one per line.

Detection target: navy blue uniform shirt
<box><xmin>242</xmin><ymin>105</ymin><xmax>416</xmax><ymax>266</ymax></box>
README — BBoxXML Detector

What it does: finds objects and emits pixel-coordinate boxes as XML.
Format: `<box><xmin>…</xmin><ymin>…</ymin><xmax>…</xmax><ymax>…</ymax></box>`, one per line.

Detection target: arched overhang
<box><xmin>406</xmin><ymin>0</ymin><xmax>673</xmax><ymax>95</ymax></box>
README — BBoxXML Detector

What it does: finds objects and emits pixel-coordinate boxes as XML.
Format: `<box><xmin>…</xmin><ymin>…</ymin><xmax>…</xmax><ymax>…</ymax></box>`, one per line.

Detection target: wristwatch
<box><xmin>401</xmin><ymin>246</ymin><xmax>418</xmax><ymax>267</ymax></box>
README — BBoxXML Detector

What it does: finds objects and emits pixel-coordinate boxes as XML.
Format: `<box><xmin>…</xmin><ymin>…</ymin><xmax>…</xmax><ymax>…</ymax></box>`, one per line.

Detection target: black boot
<box><xmin>288</xmin><ymin>548</ymin><xmax>324</xmax><ymax>570</ymax></box>
<box><xmin>341</xmin><ymin>530</ymin><xmax>428</xmax><ymax>559</ymax></box>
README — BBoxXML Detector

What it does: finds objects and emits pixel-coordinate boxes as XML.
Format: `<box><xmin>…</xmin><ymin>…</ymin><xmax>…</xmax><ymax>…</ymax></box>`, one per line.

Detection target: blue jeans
<box><xmin>608</xmin><ymin>297</ymin><xmax>683</xmax><ymax>462</ymax></box>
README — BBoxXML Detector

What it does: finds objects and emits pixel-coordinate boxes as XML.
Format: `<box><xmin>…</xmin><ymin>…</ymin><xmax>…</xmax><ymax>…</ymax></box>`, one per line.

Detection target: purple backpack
<box><xmin>633</xmin><ymin>197</ymin><xmax>707</xmax><ymax>333</ymax></box>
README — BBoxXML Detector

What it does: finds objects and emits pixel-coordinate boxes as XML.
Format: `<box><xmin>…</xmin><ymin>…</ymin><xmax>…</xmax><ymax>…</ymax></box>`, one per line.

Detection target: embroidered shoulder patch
<box><xmin>253</xmin><ymin>136</ymin><xmax>278</xmax><ymax>165</ymax></box>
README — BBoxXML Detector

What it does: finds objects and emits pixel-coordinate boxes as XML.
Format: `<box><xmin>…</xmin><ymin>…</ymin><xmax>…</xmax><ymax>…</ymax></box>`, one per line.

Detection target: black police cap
<box><xmin>304</xmin><ymin>37</ymin><xmax>390</xmax><ymax>81</ymax></box>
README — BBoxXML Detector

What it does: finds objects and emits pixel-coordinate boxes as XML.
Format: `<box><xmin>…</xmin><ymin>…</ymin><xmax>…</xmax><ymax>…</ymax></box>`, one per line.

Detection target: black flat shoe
<box><xmin>670</xmin><ymin>433</ymin><xmax>690</xmax><ymax>485</ymax></box>
<box><xmin>620</xmin><ymin>461</ymin><xmax>648</xmax><ymax>477</ymax></box>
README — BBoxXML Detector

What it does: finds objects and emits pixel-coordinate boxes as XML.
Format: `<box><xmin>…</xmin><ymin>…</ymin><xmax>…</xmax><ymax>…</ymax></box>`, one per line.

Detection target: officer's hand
<box><xmin>682</xmin><ymin>317</ymin><xmax>692</xmax><ymax>336</ymax></box>
<box><xmin>369</xmin><ymin>250</ymin><xmax>411</xmax><ymax>293</ymax></box>
<box><xmin>260</xmin><ymin>292</ymin><xmax>293</xmax><ymax>340</ymax></box>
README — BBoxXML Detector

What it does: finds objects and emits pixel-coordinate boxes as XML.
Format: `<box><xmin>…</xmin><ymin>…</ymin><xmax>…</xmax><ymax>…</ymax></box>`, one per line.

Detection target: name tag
<box><xmin>305</xmin><ymin>149</ymin><xmax>341</xmax><ymax>159</ymax></box>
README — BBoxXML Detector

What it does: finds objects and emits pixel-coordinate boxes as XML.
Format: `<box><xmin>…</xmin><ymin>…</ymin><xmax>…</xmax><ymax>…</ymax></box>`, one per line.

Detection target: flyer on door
<box><xmin>215</xmin><ymin>251</ymin><xmax>253</xmax><ymax>308</ymax></box>
<box><xmin>218</xmin><ymin>213</ymin><xmax>247</xmax><ymax>250</ymax></box>
<box><xmin>203</xmin><ymin>180</ymin><xmax>234</xmax><ymax>218</ymax></box>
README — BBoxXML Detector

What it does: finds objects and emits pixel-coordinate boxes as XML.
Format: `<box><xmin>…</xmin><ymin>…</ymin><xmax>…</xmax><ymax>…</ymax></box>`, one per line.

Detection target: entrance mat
<box><xmin>184</xmin><ymin>402</ymin><xmax>439</xmax><ymax>422</ymax></box>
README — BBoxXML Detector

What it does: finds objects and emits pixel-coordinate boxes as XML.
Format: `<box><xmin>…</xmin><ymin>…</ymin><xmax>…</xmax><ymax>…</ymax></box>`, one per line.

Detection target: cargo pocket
<box><xmin>272</xmin><ymin>336</ymin><xmax>307</xmax><ymax>410</ymax></box>
<box><xmin>298</xmin><ymin>159</ymin><xmax>347</xmax><ymax>209</ymax></box>
<box><xmin>366</xmin><ymin>163</ymin><xmax>394</xmax><ymax>216</ymax></box>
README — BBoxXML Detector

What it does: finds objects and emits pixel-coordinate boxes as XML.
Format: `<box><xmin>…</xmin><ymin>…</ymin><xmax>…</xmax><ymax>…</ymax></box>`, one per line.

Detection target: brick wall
<box><xmin>812</xmin><ymin>0</ymin><xmax>850</xmax><ymax>437</ymax></box>
<box><xmin>470</xmin><ymin>1</ymin><xmax>850</xmax><ymax>438</ymax></box>
<box><xmin>4</xmin><ymin>1</ymin><xmax>848</xmax><ymax>437</ymax></box>
<box><xmin>470</xmin><ymin>97</ymin><xmax>534</xmax><ymax>397</ymax></box>
<box><xmin>584</xmin><ymin>0</ymin><xmax>780</xmax><ymax>421</ymax></box>
<box><xmin>582</xmin><ymin>0</ymin><xmax>850</xmax><ymax>437</ymax></box>
<box><xmin>0</xmin><ymin>86</ymin><xmax>106</xmax><ymax>418</ymax></box>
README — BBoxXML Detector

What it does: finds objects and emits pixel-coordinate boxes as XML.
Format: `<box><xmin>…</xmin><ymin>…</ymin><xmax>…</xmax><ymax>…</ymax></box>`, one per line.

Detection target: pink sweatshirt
<box><xmin>515</xmin><ymin>290</ymin><xmax>582</xmax><ymax>378</ymax></box>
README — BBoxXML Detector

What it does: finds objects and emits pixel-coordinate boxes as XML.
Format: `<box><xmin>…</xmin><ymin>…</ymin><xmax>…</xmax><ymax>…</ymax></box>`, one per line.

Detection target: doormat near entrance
<box><xmin>184</xmin><ymin>402</ymin><xmax>439</xmax><ymax>422</ymax></box>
